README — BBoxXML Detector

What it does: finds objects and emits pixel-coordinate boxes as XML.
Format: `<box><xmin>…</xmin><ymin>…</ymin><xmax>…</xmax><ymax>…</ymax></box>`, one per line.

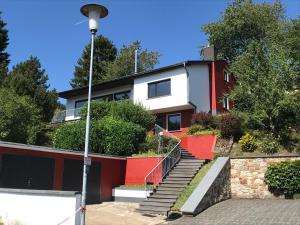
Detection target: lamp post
<box><xmin>80</xmin><ymin>4</ymin><xmax>108</xmax><ymax>225</ymax></box>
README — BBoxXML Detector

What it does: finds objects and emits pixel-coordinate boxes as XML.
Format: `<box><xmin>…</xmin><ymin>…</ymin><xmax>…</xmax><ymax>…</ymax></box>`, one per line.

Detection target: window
<box><xmin>148</xmin><ymin>79</ymin><xmax>171</xmax><ymax>98</ymax></box>
<box><xmin>93</xmin><ymin>94</ymin><xmax>113</xmax><ymax>102</ymax></box>
<box><xmin>114</xmin><ymin>91</ymin><xmax>131</xmax><ymax>101</ymax></box>
<box><xmin>223</xmin><ymin>70</ymin><xmax>229</xmax><ymax>82</ymax></box>
<box><xmin>75</xmin><ymin>99</ymin><xmax>87</xmax><ymax>117</ymax></box>
<box><xmin>222</xmin><ymin>97</ymin><xmax>229</xmax><ymax>110</ymax></box>
<box><xmin>167</xmin><ymin>114</ymin><xmax>181</xmax><ymax>132</ymax></box>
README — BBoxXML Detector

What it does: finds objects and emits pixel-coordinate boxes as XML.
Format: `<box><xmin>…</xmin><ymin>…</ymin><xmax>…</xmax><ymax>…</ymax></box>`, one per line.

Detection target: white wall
<box><xmin>187</xmin><ymin>64</ymin><xmax>211</xmax><ymax>112</ymax></box>
<box><xmin>133</xmin><ymin>67</ymin><xmax>188</xmax><ymax>112</ymax></box>
<box><xmin>0</xmin><ymin>189</ymin><xmax>81</xmax><ymax>225</ymax></box>
<box><xmin>65</xmin><ymin>85</ymin><xmax>132</xmax><ymax>121</ymax></box>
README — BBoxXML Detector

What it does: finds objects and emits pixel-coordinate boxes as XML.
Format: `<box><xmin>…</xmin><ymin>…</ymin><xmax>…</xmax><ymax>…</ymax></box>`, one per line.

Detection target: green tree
<box><xmin>0</xmin><ymin>12</ymin><xmax>9</xmax><ymax>84</ymax></box>
<box><xmin>230</xmin><ymin>40</ymin><xmax>299</xmax><ymax>136</ymax></box>
<box><xmin>70</xmin><ymin>35</ymin><xmax>117</xmax><ymax>88</ymax></box>
<box><xmin>4</xmin><ymin>56</ymin><xmax>59</xmax><ymax>122</ymax></box>
<box><xmin>202</xmin><ymin>0</ymin><xmax>286</xmax><ymax>62</ymax></box>
<box><xmin>0</xmin><ymin>88</ymin><xmax>44</xmax><ymax>144</ymax></box>
<box><xmin>103</xmin><ymin>41</ymin><xmax>160</xmax><ymax>80</ymax></box>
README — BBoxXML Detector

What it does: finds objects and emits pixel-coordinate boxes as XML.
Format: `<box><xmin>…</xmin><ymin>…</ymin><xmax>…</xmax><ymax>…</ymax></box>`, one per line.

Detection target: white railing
<box><xmin>51</xmin><ymin>108</ymin><xmax>81</xmax><ymax>124</ymax></box>
<box><xmin>144</xmin><ymin>124</ymin><xmax>181</xmax><ymax>197</ymax></box>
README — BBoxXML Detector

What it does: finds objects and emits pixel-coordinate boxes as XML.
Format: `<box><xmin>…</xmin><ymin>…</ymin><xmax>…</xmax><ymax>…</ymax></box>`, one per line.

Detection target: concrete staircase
<box><xmin>138</xmin><ymin>148</ymin><xmax>205</xmax><ymax>216</ymax></box>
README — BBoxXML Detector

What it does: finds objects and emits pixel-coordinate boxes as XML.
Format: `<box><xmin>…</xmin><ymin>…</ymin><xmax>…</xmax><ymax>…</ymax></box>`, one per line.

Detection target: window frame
<box><xmin>223</xmin><ymin>70</ymin><xmax>230</xmax><ymax>82</ymax></box>
<box><xmin>167</xmin><ymin>113</ymin><xmax>181</xmax><ymax>132</ymax></box>
<box><xmin>148</xmin><ymin>79</ymin><xmax>171</xmax><ymax>99</ymax></box>
<box><xmin>222</xmin><ymin>97</ymin><xmax>229</xmax><ymax>110</ymax></box>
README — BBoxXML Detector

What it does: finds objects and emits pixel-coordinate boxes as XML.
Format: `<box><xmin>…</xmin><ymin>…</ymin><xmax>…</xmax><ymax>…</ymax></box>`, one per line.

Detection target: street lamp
<box><xmin>80</xmin><ymin>3</ymin><xmax>108</xmax><ymax>225</ymax></box>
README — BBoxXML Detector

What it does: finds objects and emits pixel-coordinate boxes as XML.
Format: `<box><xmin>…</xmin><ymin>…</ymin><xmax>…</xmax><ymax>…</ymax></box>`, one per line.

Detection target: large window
<box><xmin>114</xmin><ymin>91</ymin><xmax>131</xmax><ymax>101</ymax></box>
<box><xmin>93</xmin><ymin>94</ymin><xmax>113</xmax><ymax>102</ymax></box>
<box><xmin>222</xmin><ymin>97</ymin><xmax>229</xmax><ymax>110</ymax></box>
<box><xmin>75</xmin><ymin>100</ymin><xmax>87</xmax><ymax>117</ymax></box>
<box><xmin>223</xmin><ymin>70</ymin><xmax>230</xmax><ymax>82</ymax></box>
<box><xmin>148</xmin><ymin>79</ymin><xmax>171</xmax><ymax>98</ymax></box>
<box><xmin>167</xmin><ymin>114</ymin><xmax>181</xmax><ymax>132</ymax></box>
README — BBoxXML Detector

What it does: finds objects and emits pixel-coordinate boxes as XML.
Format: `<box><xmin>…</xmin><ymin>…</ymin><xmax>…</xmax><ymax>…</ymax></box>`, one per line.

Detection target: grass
<box><xmin>294</xmin><ymin>193</ymin><xmax>300</xmax><ymax>199</ymax></box>
<box><xmin>171</xmin><ymin>160</ymin><xmax>215</xmax><ymax>211</ymax></box>
<box><xmin>131</xmin><ymin>149</ymin><xmax>158</xmax><ymax>157</ymax></box>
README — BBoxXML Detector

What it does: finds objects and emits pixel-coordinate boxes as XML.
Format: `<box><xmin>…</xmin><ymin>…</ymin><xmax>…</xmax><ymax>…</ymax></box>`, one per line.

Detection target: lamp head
<box><xmin>80</xmin><ymin>4</ymin><xmax>108</xmax><ymax>33</ymax></box>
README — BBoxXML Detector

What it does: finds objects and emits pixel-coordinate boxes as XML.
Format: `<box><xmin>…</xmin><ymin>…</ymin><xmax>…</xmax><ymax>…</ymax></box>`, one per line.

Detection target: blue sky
<box><xmin>1</xmin><ymin>0</ymin><xmax>299</xmax><ymax>95</ymax></box>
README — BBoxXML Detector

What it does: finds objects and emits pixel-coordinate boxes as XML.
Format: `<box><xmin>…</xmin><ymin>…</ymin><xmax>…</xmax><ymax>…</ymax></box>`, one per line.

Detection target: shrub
<box><xmin>188</xmin><ymin>124</ymin><xmax>205</xmax><ymax>135</ymax></box>
<box><xmin>259</xmin><ymin>134</ymin><xmax>279</xmax><ymax>154</ymax></box>
<box><xmin>239</xmin><ymin>133</ymin><xmax>257</xmax><ymax>152</ymax></box>
<box><xmin>191</xmin><ymin>112</ymin><xmax>213</xmax><ymax>128</ymax></box>
<box><xmin>80</xmin><ymin>100</ymin><xmax>155</xmax><ymax>130</ymax></box>
<box><xmin>218</xmin><ymin>113</ymin><xmax>242</xmax><ymax>140</ymax></box>
<box><xmin>265</xmin><ymin>160</ymin><xmax>300</xmax><ymax>197</ymax></box>
<box><xmin>139</xmin><ymin>134</ymin><xmax>178</xmax><ymax>154</ymax></box>
<box><xmin>53</xmin><ymin>116</ymin><xmax>146</xmax><ymax>156</ymax></box>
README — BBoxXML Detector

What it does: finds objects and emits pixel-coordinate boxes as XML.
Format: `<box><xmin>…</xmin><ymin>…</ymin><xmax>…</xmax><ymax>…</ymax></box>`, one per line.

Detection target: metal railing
<box><xmin>144</xmin><ymin>124</ymin><xmax>181</xmax><ymax>197</ymax></box>
<box><xmin>51</xmin><ymin>108</ymin><xmax>82</xmax><ymax>124</ymax></box>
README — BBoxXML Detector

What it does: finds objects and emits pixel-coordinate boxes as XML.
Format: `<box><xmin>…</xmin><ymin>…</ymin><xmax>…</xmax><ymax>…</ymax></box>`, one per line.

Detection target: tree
<box><xmin>229</xmin><ymin>40</ymin><xmax>299</xmax><ymax>136</ymax></box>
<box><xmin>70</xmin><ymin>35</ymin><xmax>117</xmax><ymax>88</ymax></box>
<box><xmin>0</xmin><ymin>88</ymin><xmax>44</xmax><ymax>144</ymax></box>
<box><xmin>103</xmin><ymin>41</ymin><xmax>160</xmax><ymax>80</ymax></box>
<box><xmin>4</xmin><ymin>56</ymin><xmax>59</xmax><ymax>122</ymax></box>
<box><xmin>0</xmin><ymin>12</ymin><xmax>9</xmax><ymax>84</ymax></box>
<box><xmin>202</xmin><ymin>0</ymin><xmax>286</xmax><ymax>62</ymax></box>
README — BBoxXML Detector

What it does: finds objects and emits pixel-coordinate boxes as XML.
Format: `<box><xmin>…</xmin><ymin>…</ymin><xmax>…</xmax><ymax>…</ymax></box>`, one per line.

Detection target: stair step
<box><xmin>146</xmin><ymin>198</ymin><xmax>176</xmax><ymax>203</ymax></box>
<box><xmin>176</xmin><ymin>163</ymin><xmax>203</xmax><ymax>166</ymax></box>
<box><xmin>140</xmin><ymin>201</ymin><xmax>172</xmax><ymax>207</ymax></box>
<box><xmin>164</xmin><ymin>177</ymin><xmax>192</xmax><ymax>181</ymax></box>
<box><xmin>162</xmin><ymin>180</ymin><xmax>190</xmax><ymax>184</ymax></box>
<box><xmin>169</xmin><ymin>171</ymin><xmax>196</xmax><ymax>176</ymax></box>
<box><xmin>150</xmin><ymin>194</ymin><xmax>178</xmax><ymax>199</ymax></box>
<box><xmin>156</xmin><ymin>190</ymin><xmax>182</xmax><ymax>195</ymax></box>
<box><xmin>156</xmin><ymin>186</ymin><xmax>185</xmax><ymax>191</ymax></box>
<box><xmin>158</xmin><ymin>183</ymin><xmax>187</xmax><ymax>188</ymax></box>
<box><xmin>137</xmin><ymin>209</ymin><xmax>168</xmax><ymax>216</ymax></box>
<box><xmin>167</xmin><ymin>174</ymin><xmax>194</xmax><ymax>178</ymax></box>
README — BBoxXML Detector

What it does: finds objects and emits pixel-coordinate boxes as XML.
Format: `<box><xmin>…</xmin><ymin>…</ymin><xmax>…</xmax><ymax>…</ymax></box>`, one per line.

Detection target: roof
<box><xmin>0</xmin><ymin>141</ymin><xmax>127</xmax><ymax>160</ymax></box>
<box><xmin>59</xmin><ymin>60</ymin><xmax>212</xmax><ymax>99</ymax></box>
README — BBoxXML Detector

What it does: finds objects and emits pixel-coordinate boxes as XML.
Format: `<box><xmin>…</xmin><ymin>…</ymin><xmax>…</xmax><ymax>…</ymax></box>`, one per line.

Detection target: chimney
<box><xmin>203</xmin><ymin>45</ymin><xmax>216</xmax><ymax>61</ymax></box>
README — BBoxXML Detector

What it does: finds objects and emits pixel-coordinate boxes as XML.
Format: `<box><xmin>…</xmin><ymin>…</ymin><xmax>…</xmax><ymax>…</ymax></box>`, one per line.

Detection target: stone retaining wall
<box><xmin>230</xmin><ymin>155</ymin><xmax>300</xmax><ymax>199</ymax></box>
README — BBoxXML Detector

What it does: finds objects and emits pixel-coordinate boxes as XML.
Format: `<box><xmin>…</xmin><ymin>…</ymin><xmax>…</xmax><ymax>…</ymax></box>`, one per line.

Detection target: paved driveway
<box><xmin>167</xmin><ymin>199</ymin><xmax>300</xmax><ymax>225</ymax></box>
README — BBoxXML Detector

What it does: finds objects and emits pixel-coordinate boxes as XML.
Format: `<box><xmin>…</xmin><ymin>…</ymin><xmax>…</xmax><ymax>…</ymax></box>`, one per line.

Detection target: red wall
<box><xmin>0</xmin><ymin>146</ymin><xmax>126</xmax><ymax>202</ymax></box>
<box><xmin>125</xmin><ymin>157</ymin><xmax>163</xmax><ymax>185</ymax></box>
<box><xmin>180</xmin><ymin>135</ymin><xmax>216</xmax><ymax>160</ymax></box>
<box><xmin>214</xmin><ymin>60</ymin><xmax>235</xmax><ymax>113</ymax></box>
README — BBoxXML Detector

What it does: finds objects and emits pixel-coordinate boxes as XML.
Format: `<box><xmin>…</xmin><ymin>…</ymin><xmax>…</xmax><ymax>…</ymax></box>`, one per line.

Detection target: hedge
<box><xmin>53</xmin><ymin>116</ymin><xmax>146</xmax><ymax>156</ymax></box>
<box><xmin>265</xmin><ymin>160</ymin><xmax>300</xmax><ymax>197</ymax></box>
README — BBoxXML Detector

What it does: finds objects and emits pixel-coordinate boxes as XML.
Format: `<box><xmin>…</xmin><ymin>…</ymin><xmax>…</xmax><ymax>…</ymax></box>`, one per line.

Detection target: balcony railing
<box><xmin>51</xmin><ymin>108</ymin><xmax>81</xmax><ymax>124</ymax></box>
<box><xmin>144</xmin><ymin>124</ymin><xmax>181</xmax><ymax>197</ymax></box>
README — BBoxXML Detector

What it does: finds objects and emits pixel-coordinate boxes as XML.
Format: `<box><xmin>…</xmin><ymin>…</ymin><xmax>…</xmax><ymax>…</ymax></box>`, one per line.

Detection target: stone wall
<box><xmin>230</xmin><ymin>156</ymin><xmax>300</xmax><ymax>199</ymax></box>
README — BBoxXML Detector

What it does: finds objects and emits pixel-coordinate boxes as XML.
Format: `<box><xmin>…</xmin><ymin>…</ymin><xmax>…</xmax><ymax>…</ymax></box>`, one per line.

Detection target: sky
<box><xmin>0</xmin><ymin>0</ymin><xmax>299</xmax><ymax>97</ymax></box>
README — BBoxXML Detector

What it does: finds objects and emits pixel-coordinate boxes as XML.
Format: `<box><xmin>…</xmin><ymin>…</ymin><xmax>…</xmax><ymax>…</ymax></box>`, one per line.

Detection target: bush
<box><xmin>53</xmin><ymin>116</ymin><xmax>146</xmax><ymax>156</ymax></box>
<box><xmin>191</xmin><ymin>112</ymin><xmax>213</xmax><ymax>128</ymax></box>
<box><xmin>80</xmin><ymin>100</ymin><xmax>155</xmax><ymax>130</ymax></box>
<box><xmin>218</xmin><ymin>113</ymin><xmax>242</xmax><ymax>140</ymax></box>
<box><xmin>139</xmin><ymin>134</ymin><xmax>178</xmax><ymax>154</ymax></box>
<box><xmin>188</xmin><ymin>124</ymin><xmax>205</xmax><ymax>135</ymax></box>
<box><xmin>265</xmin><ymin>160</ymin><xmax>300</xmax><ymax>197</ymax></box>
<box><xmin>259</xmin><ymin>134</ymin><xmax>279</xmax><ymax>154</ymax></box>
<box><xmin>239</xmin><ymin>133</ymin><xmax>257</xmax><ymax>152</ymax></box>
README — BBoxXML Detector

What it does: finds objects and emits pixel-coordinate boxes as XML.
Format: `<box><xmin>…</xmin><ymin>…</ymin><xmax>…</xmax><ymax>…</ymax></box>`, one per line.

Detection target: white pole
<box><xmin>134</xmin><ymin>49</ymin><xmax>138</xmax><ymax>74</ymax></box>
<box><xmin>80</xmin><ymin>30</ymin><xmax>96</xmax><ymax>225</ymax></box>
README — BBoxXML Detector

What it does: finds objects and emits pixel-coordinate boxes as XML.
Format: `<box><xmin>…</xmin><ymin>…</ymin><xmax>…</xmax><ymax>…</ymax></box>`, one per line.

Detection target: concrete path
<box><xmin>86</xmin><ymin>202</ymin><xmax>166</xmax><ymax>225</ymax></box>
<box><xmin>167</xmin><ymin>199</ymin><xmax>300</xmax><ymax>225</ymax></box>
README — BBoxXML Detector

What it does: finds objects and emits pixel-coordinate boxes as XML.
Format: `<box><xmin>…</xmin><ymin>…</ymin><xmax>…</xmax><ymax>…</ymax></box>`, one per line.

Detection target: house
<box><xmin>55</xmin><ymin>47</ymin><xmax>235</xmax><ymax>135</ymax></box>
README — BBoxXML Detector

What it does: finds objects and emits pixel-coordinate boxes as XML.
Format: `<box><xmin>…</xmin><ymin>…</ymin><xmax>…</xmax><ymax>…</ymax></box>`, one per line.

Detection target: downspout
<box><xmin>211</xmin><ymin>61</ymin><xmax>217</xmax><ymax>115</ymax></box>
<box><xmin>183</xmin><ymin>62</ymin><xmax>197</xmax><ymax>113</ymax></box>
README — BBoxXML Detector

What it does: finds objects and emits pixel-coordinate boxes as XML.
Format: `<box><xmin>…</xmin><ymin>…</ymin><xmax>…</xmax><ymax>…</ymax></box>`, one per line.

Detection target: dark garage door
<box><xmin>62</xmin><ymin>159</ymin><xmax>101</xmax><ymax>204</ymax></box>
<box><xmin>0</xmin><ymin>154</ymin><xmax>55</xmax><ymax>190</ymax></box>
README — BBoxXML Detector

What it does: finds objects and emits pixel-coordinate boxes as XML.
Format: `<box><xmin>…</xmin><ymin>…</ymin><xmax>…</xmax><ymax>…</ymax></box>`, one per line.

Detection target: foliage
<box><xmin>239</xmin><ymin>133</ymin><xmax>257</xmax><ymax>152</ymax></box>
<box><xmin>80</xmin><ymin>100</ymin><xmax>155</xmax><ymax>130</ymax></box>
<box><xmin>188</xmin><ymin>124</ymin><xmax>205</xmax><ymax>135</ymax></box>
<box><xmin>217</xmin><ymin>113</ymin><xmax>242</xmax><ymax>140</ymax></box>
<box><xmin>103</xmin><ymin>41</ymin><xmax>160</xmax><ymax>80</ymax></box>
<box><xmin>202</xmin><ymin>0</ymin><xmax>285</xmax><ymax>62</ymax></box>
<box><xmin>139</xmin><ymin>134</ymin><xmax>178</xmax><ymax>154</ymax></box>
<box><xmin>53</xmin><ymin>116</ymin><xmax>145</xmax><ymax>156</ymax></box>
<box><xmin>265</xmin><ymin>160</ymin><xmax>300</xmax><ymax>197</ymax></box>
<box><xmin>172</xmin><ymin>161</ymin><xmax>214</xmax><ymax>211</ymax></box>
<box><xmin>230</xmin><ymin>41</ymin><xmax>299</xmax><ymax>138</ymax></box>
<box><xmin>0</xmin><ymin>12</ymin><xmax>9</xmax><ymax>84</ymax></box>
<box><xmin>0</xmin><ymin>88</ymin><xmax>45</xmax><ymax>145</ymax></box>
<box><xmin>4</xmin><ymin>56</ymin><xmax>59</xmax><ymax>122</ymax></box>
<box><xmin>259</xmin><ymin>134</ymin><xmax>279</xmax><ymax>154</ymax></box>
<box><xmin>70</xmin><ymin>35</ymin><xmax>117</xmax><ymax>88</ymax></box>
<box><xmin>191</xmin><ymin>112</ymin><xmax>214</xmax><ymax>128</ymax></box>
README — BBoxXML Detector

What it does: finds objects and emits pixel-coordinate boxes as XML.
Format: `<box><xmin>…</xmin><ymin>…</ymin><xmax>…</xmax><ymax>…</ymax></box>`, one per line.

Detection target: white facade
<box><xmin>61</xmin><ymin>63</ymin><xmax>211</xmax><ymax>121</ymax></box>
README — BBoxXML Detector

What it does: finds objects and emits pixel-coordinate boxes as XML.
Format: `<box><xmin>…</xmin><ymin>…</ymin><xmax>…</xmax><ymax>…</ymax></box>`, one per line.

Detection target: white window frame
<box><xmin>222</xmin><ymin>97</ymin><xmax>230</xmax><ymax>110</ymax></box>
<box><xmin>167</xmin><ymin>113</ymin><xmax>181</xmax><ymax>132</ymax></box>
<box><xmin>223</xmin><ymin>70</ymin><xmax>230</xmax><ymax>82</ymax></box>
